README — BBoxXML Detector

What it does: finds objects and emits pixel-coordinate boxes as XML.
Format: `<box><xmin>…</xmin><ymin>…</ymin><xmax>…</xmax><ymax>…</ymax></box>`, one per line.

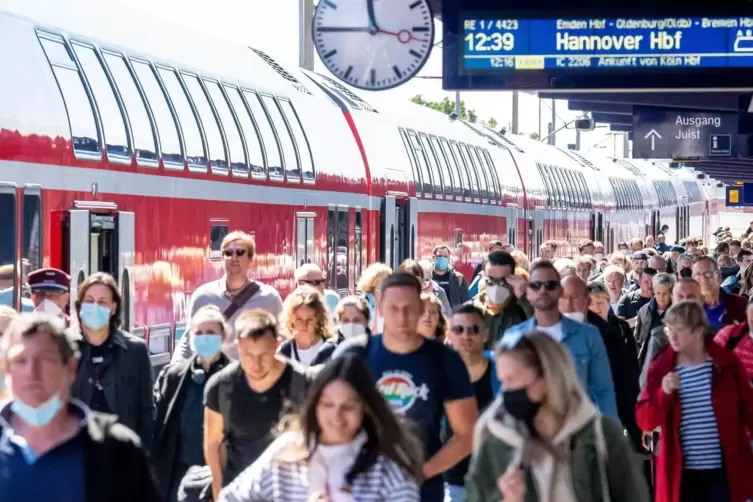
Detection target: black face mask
<box><xmin>502</xmin><ymin>387</ymin><xmax>542</xmax><ymax>434</ymax></box>
<box><xmin>679</xmin><ymin>268</ymin><xmax>693</xmax><ymax>278</ymax></box>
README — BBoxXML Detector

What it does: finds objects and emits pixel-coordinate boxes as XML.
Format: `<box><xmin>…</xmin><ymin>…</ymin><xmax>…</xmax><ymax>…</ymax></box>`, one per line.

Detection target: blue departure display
<box><xmin>461</xmin><ymin>17</ymin><xmax>753</xmax><ymax>72</ymax></box>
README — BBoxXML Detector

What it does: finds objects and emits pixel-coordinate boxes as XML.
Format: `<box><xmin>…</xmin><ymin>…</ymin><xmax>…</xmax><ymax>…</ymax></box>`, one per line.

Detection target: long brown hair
<box><xmin>296</xmin><ymin>354</ymin><xmax>424</xmax><ymax>483</ymax></box>
<box><xmin>281</xmin><ymin>286</ymin><xmax>333</xmax><ymax>342</ymax></box>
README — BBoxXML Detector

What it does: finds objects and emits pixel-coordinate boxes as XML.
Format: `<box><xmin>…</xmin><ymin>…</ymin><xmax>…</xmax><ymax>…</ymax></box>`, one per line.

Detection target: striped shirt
<box><xmin>218</xmin><ymin>432</ymin><xmax>420</xmax><ymax>502</ymax></box>
<box><xmin>677</xmin><ymin>361</ymin><xmax>723</xmax><ymax>470</ymax></box>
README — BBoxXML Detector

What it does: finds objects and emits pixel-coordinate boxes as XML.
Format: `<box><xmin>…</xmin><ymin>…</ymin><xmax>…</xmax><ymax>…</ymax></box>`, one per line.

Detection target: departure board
<box><xmin>461</xmin><ymin>17</ymin><xmax>753</xmax><ymax>72</ymax></box>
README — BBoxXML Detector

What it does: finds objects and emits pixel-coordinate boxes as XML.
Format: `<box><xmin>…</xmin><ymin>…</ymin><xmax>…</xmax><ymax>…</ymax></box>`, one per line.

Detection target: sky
<box><xmin>123</xmin><ymin>0</ymin><xmax>627</xmax><ymax>156</ymax></box>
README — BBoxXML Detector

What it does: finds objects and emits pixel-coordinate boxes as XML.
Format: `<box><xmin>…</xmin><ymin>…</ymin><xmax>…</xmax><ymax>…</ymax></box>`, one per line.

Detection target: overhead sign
<box><xmin>443</xmin><ymin>13</ymin><xmax>753</xmax><ymax>90</ymax></box>
<box><xmin>632</xmin><ymin>106</ymin><xmax>739</xmax><ymax>159</ymax></box>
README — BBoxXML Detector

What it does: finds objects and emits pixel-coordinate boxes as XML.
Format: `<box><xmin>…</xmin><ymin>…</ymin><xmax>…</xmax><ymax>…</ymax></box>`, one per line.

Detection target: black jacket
<box><xmin>83</xmin><ymin>410</ymin><xmax>162</xmax><ymax>502</ymax></box>
<box><xmin>634</xmin><ymin>299</ymin><xmax>665</xmax><ymax>369</ymax></box>
<box><xmin>588</xmin><ymin>311</ymin><xmax>642</xmax><ymax>452</ymax></box>
<box><xmin>70</xmin><ymin>328</ymin><xmax>155</xmax><ymax>449</ymax></box>
<box><xmin>151</xmin><ymin>354</ymin><xmax>231</xmax><ymax>500</ymax></box>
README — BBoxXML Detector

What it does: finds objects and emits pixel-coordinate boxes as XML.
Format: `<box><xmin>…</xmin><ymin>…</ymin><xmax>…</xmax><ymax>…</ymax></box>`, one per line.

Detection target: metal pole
<box><xmin>299</xmin><ymin>0</ymin><xmax>315</xmax><ymax>70</ymax></box>
<box><xmin>537</xmin><ymin>97</ymin><xmax>542</xmax><ymax>139</ymax></box>
<box><xmin>548</xmin><ymin>99</ymin><xmax>556</xmax><ymax>145</ymax></box>
<box><xmin>575</xmin><ymin>128</ymin><xmax>581</xmax><ymax>151</ymax></box>
<box><xmin>623</xmin><ymin>132</ymin><xmax>630</xmax><ymax>158</ymax></box>
<box><xmin>455</xmin><ymin>91</ymin><xmax>461</xmax><ymax>117</ymax></box>
<box><xmin>512</xmin><ymin>91</ymin><xmax>519</xmax><ymax>134</ymax></box>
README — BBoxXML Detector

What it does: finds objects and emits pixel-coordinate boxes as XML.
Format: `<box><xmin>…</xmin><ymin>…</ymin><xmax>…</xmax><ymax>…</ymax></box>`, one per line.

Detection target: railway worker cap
<box><xmin>28</xmin><ymin>268</ymin><xmax>70</xmax><ymax>293</ymax></box>
<box><xmin>631</xmin><ymin>251</ymin><xmax>649</xmax><ymax>262</ymax></box>
<box><xmin>670</xmin><ymin>245</ymin><xmax>686</xmax><ymax>254</ymax></box>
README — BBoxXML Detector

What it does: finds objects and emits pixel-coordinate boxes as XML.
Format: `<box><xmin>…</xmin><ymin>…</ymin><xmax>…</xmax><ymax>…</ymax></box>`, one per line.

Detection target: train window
<box><xmin>354</xmin><ymin>209</ymin><xmax>363</xmax><ymax>284</ymax></box>
<box><xmin>398</xmin><ymin>129</ymin><xmax>422</xmax><ymax>195</ymax></box>
<box><xmin>429</xmin><ymin>136</ymin><xmax>453</xmax><ymax>198</ymax></box>
<box><xmin>450</xmin><ymin>141</ymin><xmax>474</xmax><ymax>201</ymax></box>
<box><xmin>441</xmin><ymin>138</ymin><xmax>463</xmax><ymax>200</ymax></box>
<box><xmin>102</xmin><ymin>52</ymin><xmax>158</xmax><ymax>166</ymax></box>
<box><xmin>260</xmin><ymin>94</ymin><xmax>299</xmax><ymax>183</ymax></box>
<box><xmin>418</xmin><ymin>133</ymin><xmax>443</xmax><ymax>198</ymax></box>
<box><xmin>244</xmin><ymin>91</ymin><xmax>284</xmax><ymax>180</ymax></box>
<box><xmin>576</xmin><ymin>172</ymin><xmax>590</xmax><ymax>208</ymax></box>
<box><xmin>209</xmin><ymin>223</ymin><xmax>229</xmax><ymax>259</ymax></box>
<box><xmin>225</xmin><ymin>86</ymin><xmax>265</xmax><ymax>179</ymax></box>
<box><xmin>552</xmin><ymin>166</ymin><xmax>565</xmax><ymax>208</ymax></box>
<box><xmin>131</xmin><ymin>60</ymin><xmax>184</xmax><ymax>168</ymax></box>
<box><xmin>473</xmin><ymin>147</ymin><xmax>499</xmax><ymax>204</ymax></box>
<box><xmin>158</xmin><ymin>67</ymin><xmax>207</xmax><ymax>170</ymax></box>
<box><xmin>407</xmin><ymin>131</ymin><xmax>433</xmax><ymax>197</ymax></box>
<box><xmin>467</xmin><ymin>147</ymin><xmax>489</xmax><ymax>203</ymax></box>
<box><xmin>327</xmin><ymin>208</ymin><xmax>336</xmax><ymax>290</ymax></box>
<box><xmin>72</xmin><ymin>43</ymin><xmax>130</xmax><ymax>162</ymax></box>
<box><xmin>628</xmin><ymin>180</ymin><xmax>638</xmax><ymax>210</ymax></box>
<box><xmin>22</xmin><ymin>191</ymin><xmax>42</xmax><ymax>272</ymax></box>
<box><xmin>337</xmin><ymin>208</ymin><xmax>350</xmax><ymax>294</ymax></box>
<box><xmin>279</xmin><ymin>100</ymin><xmax>315</xmax><ymax>183</ymax></box>
<box><xmin>205</xmin><ymin>80</ymin><xmax>247</xmax><ymax>176</ymax></box>
<box><xmin>296</xmin><ymin>213</ymin><xmax>315</xmax><ymax>266</ymax></box>
<box><xmin>458</xmin><ymin>143</ymin><xmax>481</xmax><ymax>202</ymax></box>
<box><xmin>482</xmin><ymin>149</ymin><xmax>502</xmax><ymax>204</ymax></box>
<box><xmin>39</xmin><ymin>37</ymin><xmax>100</xmax><ymax>157</ymax></box>
<box><xmin>461</xmin><ymin>144</ymin><xmax>487</xmax><ymax>202</ymax></box>
<box><xmin>564</xmin><ymin>170</ymin><xmax>580</xmax><ymax>208</ymax></box>
<box><xmin>543</xmin><ymin>165</ymin><xmax>559</xmax><ymax>208</ymax></box>
<box><xmin>536</xmin><ymin>165</ymin><xmax>551</xmax><ymax>206</ymax></box>
<box><xmin>557</xmin><ymin>167</ymin><xmax>572</xmax><ymax>207</ymax></box>
<box><xmin>0</xmin><ymin>191</ymin><xmax>17</xmax><ymax>309</ymax></box>
<box><xmin>183</xmin><ymin>74</ymin><xmax>228</xmax><ymax>174</ymax></box>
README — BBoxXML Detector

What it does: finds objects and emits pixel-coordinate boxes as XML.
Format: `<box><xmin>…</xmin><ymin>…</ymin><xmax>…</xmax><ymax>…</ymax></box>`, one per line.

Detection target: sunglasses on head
<box><xmin>528</xmin><ymin>280</ymin><xmax>560</xmax><ymax>291</ymax></box>
<box><xmin>223</xmin><ymin>248</ymin><xmax>247</xmax><ymax>258</ymax></box>
<box><xmin>302</xmin><ymin>279</ymin><xmax>326</xmax><ymax>286</ymax></box>
<box><xmin>450</xmin><ymin>324</ymin><xmax>482</xmax><ymax>335</ymax></box>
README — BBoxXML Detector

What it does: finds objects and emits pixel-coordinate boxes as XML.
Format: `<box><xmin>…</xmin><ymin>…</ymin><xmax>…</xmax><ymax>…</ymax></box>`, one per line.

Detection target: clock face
<box><xmin>312</xmin><ymin>0</ymin><xmax>435</xmax><ymax>91</ymax></box>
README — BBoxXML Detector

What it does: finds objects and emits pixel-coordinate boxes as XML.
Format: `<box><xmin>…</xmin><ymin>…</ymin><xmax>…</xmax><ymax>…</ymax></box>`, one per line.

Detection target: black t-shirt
<box><xmin>616</xmin><ymin>290</ymin><xmax>651</xmax><ymax>320</ymax></box>
<box><xmin>204</xmin><ymin>361</ymin><xmax>308</xmax><ymax>486</ymax></box>
<box><xmin>432</xmin><ymin>271</ymin><xmax>451</xmax><ymax>301</ymax></box>
<box><xmin>444</xmin><ymin>361</ymin><xmax>494</xmax><ymax>486</ymax></box>
<box><xmin>87</xmin><ymin>343</ymin><xmax>111</xmax><ymax>414</ymax></box>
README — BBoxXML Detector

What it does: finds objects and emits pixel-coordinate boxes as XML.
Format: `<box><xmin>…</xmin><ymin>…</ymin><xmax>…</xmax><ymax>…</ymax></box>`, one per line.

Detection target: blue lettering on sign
<box><xmin>462</xmin><ymin>17</ymin><xmax>753</xmax><ymax>71</ymax></box>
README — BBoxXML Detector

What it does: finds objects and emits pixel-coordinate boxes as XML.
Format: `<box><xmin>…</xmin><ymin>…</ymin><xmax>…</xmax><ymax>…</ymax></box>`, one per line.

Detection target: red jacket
<box><xmin>636</xmin><ymin>339</ymin><xmax>753</xmax><ymax>502</ymax></box>
<box><xmin>715</xmin><ymin>323</ymin><xmax>753</xmax><ymax>380</ymax></box>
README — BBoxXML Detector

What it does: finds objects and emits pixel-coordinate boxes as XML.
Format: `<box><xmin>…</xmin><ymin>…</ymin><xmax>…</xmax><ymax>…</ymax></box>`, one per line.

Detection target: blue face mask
<box><xmin>11</xmin><ymin>393</ymin><xmax>63</xmax><ymax>427</ymax></box>
<box><xmin>192</xmin><ymin>334</ymin><xmax>223</xmax><ymax>360</ymax></box>
<box><xmin>435</xmin><ymin>256</ymin><xmax>450</xmax><ymax>270</ymax></box>
<box><xmin>80</xmin><ymin>303</ymin><xmax>111</xmax><ymax>331</ymax></box>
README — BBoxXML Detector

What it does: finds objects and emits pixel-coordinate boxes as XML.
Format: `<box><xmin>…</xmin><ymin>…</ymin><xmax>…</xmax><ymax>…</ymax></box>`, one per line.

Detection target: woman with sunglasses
<box><xmin>466</xmin><ymin>331</ymin><xmax>648</xmax><ymax>502</ymax></box>
<box><xmin>218</xmin><ymin>354</ymin><xmax>424</xmax><ymax>501</ymax></box>
<box><xmin>152</xmin><ymin>305</ymin><xmax>232</xmax><ymax>501</ymax></box>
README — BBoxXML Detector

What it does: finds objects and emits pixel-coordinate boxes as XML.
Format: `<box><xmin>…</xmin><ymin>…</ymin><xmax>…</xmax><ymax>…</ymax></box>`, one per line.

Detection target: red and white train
<box><xmin>0</xmin><ymin>0</ymin><xmax>717</xmax><ymax>364</ymax></box>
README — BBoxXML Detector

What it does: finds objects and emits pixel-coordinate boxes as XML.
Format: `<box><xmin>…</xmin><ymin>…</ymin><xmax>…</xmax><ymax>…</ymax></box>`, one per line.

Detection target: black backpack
<box><xmin>724</xmin><ymin>326</ymin><xmax>748</xmax><ymax>351</ymax></box>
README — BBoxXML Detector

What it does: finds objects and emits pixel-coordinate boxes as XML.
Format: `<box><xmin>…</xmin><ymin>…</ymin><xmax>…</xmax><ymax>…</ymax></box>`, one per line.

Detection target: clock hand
<box><xmin>376</xmin><ymin>29</ymin><xmax>421</xmax><ymax>44</ymax></box>
<box><xmin>317</xmin><ymin>26</ymin><xmax>372</xmax><ymax>32</ymax></box>
<box><xmin>366</xmin><ymin>0</ymin><xmax>379</xmax><ymax>34</ymax></box>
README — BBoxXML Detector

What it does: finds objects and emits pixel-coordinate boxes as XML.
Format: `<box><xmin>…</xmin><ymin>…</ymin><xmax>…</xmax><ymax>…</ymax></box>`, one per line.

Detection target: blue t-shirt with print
<box><xmin>704</xmin><ymin>302</ymin><xmax>726</xmax><ymax>329</ymax></box>
<box><xmin>364</xmin><ymin>335</ymin><xmax>473</xmax><ymax>502</ymax></box>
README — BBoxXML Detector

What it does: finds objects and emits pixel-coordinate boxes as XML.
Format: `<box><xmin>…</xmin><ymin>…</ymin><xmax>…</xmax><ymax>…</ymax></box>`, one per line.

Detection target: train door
<box><xmin>506</xmin><ymin>207</ymin><xmax>519</xmax><ymax>249</ymax></box>
<box><xmin>528</xmin><ymin>210</ymin><xmax>545</xmax><ymax>258</ymax></box>
<box><xmin>60</xmin><ymin>203</ymin><xmax>135</xmax><ymax>331</ymax></box>
<box><xmin>590</xmin><ymin>212</ymin><xmax>604</xmax><ymax>243</ymax></box>
<box><xmin>380</xmin><ymin>195</ymin><xmax>416</xmax><ymax>269</ymax></box>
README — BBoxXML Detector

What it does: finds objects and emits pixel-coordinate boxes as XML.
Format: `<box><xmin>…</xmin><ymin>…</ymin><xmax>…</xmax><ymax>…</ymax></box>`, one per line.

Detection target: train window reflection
<box><xmin>73</xmin><ymin>43</ymin><xmax>130</xmax><ymax>162</ymax></box>
<box><xmin>210</xmin><ymin>224</ymin><xmax>228</xmax><ymax>260</ymax></box>
<box><xmin>226</xmin><ymin>86</ymin><xmax>265</xmax><ymax>179</ymax></box>
<box><xmin>441</xmin><ymin>139</ymin><xmax>464</xmax><ymax>200</ymax></box>
<box><xmin>449</xmin><ymin>141</ymin><xmax>472</xmax><ymax>201</ymax></box>
<box><xmin>0</xmin><ymin>192</ymin><xmax>17</xmax><ymax>309</ymax></box>
<box><xmin>158</xmin><ymin>67</ymin><xmax>207</xmax><ymax>170</ymax></box>
<box><xmin>131</xmin><ymin>60</ymin><xmax>184</xmax><ymax>168</ymax></box>
<box><xmin>296</xmin><ymin>215</ymin><xmax>315</xmax><ymax>267</ymax></box>
<box><xmin>399</xmin><ymin>129</ymin><xmax>421</xmax><ymax>195</ymax></box>
<box><xmin>354</xmin><ymin>210</ymin><xmax>362</xmax><ymax>285</ymax></box>
<box><xmin>39</xmin><ymin>38</ymin><xmax>100</xmax><ymax>157</ymax></box>
<box><xmin>244</xmin><ymin>91</ymin><xmax>283</xmax><ymax>180</ymax></box>
<box><xmin>205</xmin><ymin>80</ymin><xmax>247</xmax><ymax>176</ymax></box>
<box><xmin>103</xmin><ymin>52</ymin><xmax>158</xmax><ymax>165</ymax></box>
<box><xmin>429</xmin><ymin>135</ymin><xmax>454</xmax><ymax>198</ymax></box>
<box><xmin>407</xmin><ymin>131</ymin><xmax>433</xmax><ymax>197</ymax></box>
<box><xmin>183</xmin><ymin>74</ymin><xmax>228</xmax><ymax>173</ymax></box>
<box><xmin>261</xmin><ymin>95</ymin><xmax>299</xmax><ymax>183</ymax></box>
<box><xmin>418</xmin><ymin>133</ymin><xmax>443</xmax><ymax>199</ymax></box>
<box><xmin>22</xmin><ymin>193</ymin><xmax>42</xmax><ymax>272</ymax></box>
<box><xmin>279</xmin><ymin>100</ymin><xmax>315</xmax><ymax>183</ymax></box>
<box><xmin>458</xmin><ymin>144</ymin><xmax>481</xmax><ymax>202</ymax></box>
<box><xmin>337</xmin><ymin>208</ymin><xmax>350</xmax><ymax>294</ymax></box>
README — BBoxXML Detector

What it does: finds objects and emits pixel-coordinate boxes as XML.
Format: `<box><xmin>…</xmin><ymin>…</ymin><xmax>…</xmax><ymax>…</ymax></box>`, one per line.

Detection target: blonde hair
<box><xmin>663</xmin><ymin>300</ymin><xmax>710</xmax><ymax>334</ymax></box>
<box><xmin>281</xmin><ymin>286</ymin><xmax>333</xmax><ymax>341</ymax></box>
<box><xmin>357</xmin><ymin>263</ymin><xmax>392</xmax><ymax>294</ymax></box>
<box><xmin>510</xmin><ymin>250</ymin><xmax>530</xmax><ymax>272</ymax></box>
<box><xmin>334</xmin><ymin>295</ymin><xmax>371</xmax><ymax>323</ymax></box>
<box><xmin>191</xmin><ymin>305</ymin><xmax>228</xmax><ymax>338</ymax></box>
<box><xmin>602</xmin><ymin>265</ymin><xmax>626</xmax><ymax>283</ymax></box>
<box><xmin>294</xmin><ymin>263</ymin><xmax>323</xmax><ymax>282</ymax></box>
<box><xmin>221</xmin><ymin>231</ymin><xmax>256</xmax><ymax>260</ymax></box>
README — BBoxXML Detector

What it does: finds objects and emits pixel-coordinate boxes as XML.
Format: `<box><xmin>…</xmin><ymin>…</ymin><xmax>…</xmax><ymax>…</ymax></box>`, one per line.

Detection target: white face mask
<box><xmin>593</xmin><ymin>253</ymin><xmax>604</xmax><ymax>261</ymax></box>
<box><xmin>339</xmin><ymin>322</ymin><xmax>367</xmax><ymax>338</ymax></box>
<box><xmin>35</xmin><ymin>298</ymin><xmax>62</xmax><ymax>317</ymax></box>
<box><xmin>486</xmin><ymin>285</ymin><xmax>511</xmax><ymax>306</ymax></box>
<box><xmin>563</xmin><ymin>311</ymin><xmax>586</xmax><ymax>323</ymax></box>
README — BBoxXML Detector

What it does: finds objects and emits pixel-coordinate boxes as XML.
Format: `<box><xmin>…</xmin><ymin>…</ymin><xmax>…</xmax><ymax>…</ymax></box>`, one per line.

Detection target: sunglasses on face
<box><xmin>528</xmin><ymin>280</ymin><xmax>560</xmax><ymax>291</ymax></box>
<box><xmin>224</xmin><ymin>248</ymin><xmax>247</xmax><ymax>258</ymax></box>
<box><xmin>450</xmin><ymin>324</ymin><xmax>482</xmax><ymax>335</ymax></box>
<box><xmin>485</xmin><ymin>277</ymin><xmax>508</xmax><ymax>286</ymax></box>
<box><xmin>302</xmin><ymin>279</ymin><xmax>326</xmax><ymax>287</ymax></box>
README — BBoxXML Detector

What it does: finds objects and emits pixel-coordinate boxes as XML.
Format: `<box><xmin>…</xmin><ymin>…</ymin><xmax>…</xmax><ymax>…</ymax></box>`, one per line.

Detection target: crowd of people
<box><xmin>2</xmin><ymin>225</ymin><xmax>753</xmax><ymax>502</ymax></box>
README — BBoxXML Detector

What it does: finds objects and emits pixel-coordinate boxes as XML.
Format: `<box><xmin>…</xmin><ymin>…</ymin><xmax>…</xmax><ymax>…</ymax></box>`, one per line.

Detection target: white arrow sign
<box><xmin>644</xmin><ymin>129</ymin><xmax>662</xmax><ymax>151</ymax></box>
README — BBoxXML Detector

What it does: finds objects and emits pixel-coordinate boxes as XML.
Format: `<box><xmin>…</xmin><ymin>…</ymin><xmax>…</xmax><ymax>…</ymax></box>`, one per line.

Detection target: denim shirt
<box><xmin>502</xmin><ymin>316</ymin><xmax>619</xmax><ymax>421</ymax></box>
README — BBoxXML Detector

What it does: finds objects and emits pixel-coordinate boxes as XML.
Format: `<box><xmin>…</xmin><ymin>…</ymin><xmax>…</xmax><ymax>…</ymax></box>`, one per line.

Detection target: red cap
<box><xmin>28</xmin><ymin>268</ymin><xmax>70</xmax><ymax>292</ymax></box>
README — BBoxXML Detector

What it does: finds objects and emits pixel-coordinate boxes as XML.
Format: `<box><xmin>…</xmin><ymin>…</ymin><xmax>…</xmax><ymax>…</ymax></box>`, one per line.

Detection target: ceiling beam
<box><xmin>610</xmin><ymin>124</ymin><xmax>632</xmax><ymax>132</ymax></box>
<box><xmin>540</xmin><ymin>92</ymin><xmax>739</xmax><ymax>111</ymax></box>
<box><xmin>592</xmin><ymin>112</ymin><xmax>632</xmax><ymax>126</ymax></box>
<box><xmin>569</xmin><ymin>101</ymin><xmax>633</xmax><ymax>115</ymax></box>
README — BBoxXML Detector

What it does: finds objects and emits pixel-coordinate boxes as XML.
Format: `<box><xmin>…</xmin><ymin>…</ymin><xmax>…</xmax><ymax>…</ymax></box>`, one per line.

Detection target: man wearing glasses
<box><xmin>294</xmin><ymin>263</ymin><xmax>340</xmax><ymax>324</ymax></box>
<box><xmin>172</xmin><ymin>231</ymin><xmax>283</xmax><ymax>362</ymax></box>
<box><xmin>443</xmin><ymin>303</ymin><xmax>501</xmax><ymax>502</ymax></box>
<box><xmin>501</xmin><ymin>261</ymin><xmax>618</xmax><ymax>420</ymax></box>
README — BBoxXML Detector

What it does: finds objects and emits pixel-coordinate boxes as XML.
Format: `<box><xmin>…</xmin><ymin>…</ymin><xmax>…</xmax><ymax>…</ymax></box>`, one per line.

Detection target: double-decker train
<box><xmin>0</xmin><ymin>0</ymin><xmax>717</xmax><ymax>365</ymax></box>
